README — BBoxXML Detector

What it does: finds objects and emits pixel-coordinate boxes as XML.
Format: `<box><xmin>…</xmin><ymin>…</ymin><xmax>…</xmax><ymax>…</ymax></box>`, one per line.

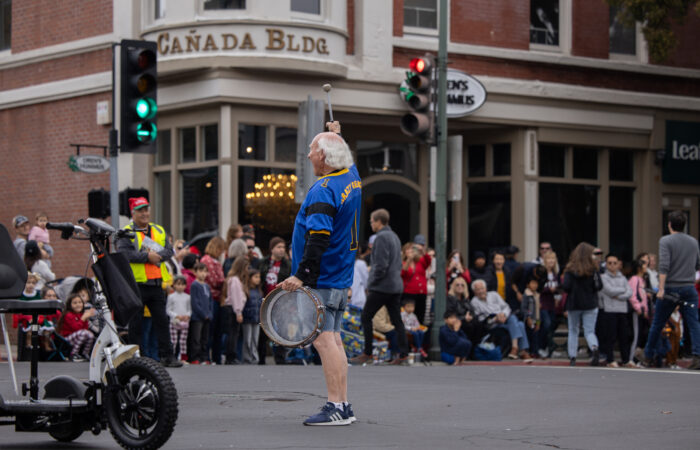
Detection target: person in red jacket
<box><xmin>57</xmin><ymin>293</ymin><xmax>95</xmax><ymax>361</ymax></box>
<box><xmin>401</xmin><ymin>242</ymin><xmax>432</xmax><ymax>325</ymax></box>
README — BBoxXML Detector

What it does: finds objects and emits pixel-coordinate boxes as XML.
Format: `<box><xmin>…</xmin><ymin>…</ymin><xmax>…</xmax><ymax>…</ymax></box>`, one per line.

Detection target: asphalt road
<box><xmin>0</xmin><ymin>360</ymin><xmax>698</xmax><ymax>449</ymax></box>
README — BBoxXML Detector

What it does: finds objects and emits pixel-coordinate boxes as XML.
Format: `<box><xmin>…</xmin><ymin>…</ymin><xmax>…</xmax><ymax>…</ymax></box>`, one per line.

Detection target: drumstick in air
<box><xmin>322</xmin><ymin>83</ymin><xmax>334</xmax><ymax>122</ymax></box>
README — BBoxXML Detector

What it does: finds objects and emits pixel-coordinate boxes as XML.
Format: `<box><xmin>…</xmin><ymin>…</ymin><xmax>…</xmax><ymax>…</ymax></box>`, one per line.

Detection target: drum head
<box><xmin>260</xmin><ymin>287</ymin><xmax>325</xmax><ymax>347</ymax></box>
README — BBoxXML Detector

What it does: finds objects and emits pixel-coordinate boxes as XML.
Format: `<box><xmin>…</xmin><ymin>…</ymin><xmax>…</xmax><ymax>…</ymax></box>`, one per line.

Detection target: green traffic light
<box><xmin>136</xmin><ymin>98</ymin><xmax>157</xmax><ymax>120</ymax></box>
<box><xmin>136</xmin><ymin>122</ymin><xmax>157</xmax><ymax>143</ymax></box>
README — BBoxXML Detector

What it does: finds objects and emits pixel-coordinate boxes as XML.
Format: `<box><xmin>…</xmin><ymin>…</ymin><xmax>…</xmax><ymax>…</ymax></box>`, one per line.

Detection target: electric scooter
<box><xmin>0</xmin><ymin>218</ymin><xmax>178</xmax><ymax>449</ymax></box>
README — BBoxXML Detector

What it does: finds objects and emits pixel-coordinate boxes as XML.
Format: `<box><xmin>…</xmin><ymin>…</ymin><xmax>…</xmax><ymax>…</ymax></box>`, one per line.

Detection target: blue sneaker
<box><xmin>303</xmin><ymin>402</ymin><xmax>350</xmax><ymax>426</ymax></box>
<box><xmin>344</xmin><ymin>403</ymin><xmax>356</xmax><ymax>423</ymax></box>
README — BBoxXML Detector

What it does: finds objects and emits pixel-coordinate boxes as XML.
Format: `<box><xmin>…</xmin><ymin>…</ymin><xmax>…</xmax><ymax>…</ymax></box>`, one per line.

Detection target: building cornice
<box><xmin>0</xmin><ymin>34</ymin><xmax>114</xmax><ymax>70</ymax></box>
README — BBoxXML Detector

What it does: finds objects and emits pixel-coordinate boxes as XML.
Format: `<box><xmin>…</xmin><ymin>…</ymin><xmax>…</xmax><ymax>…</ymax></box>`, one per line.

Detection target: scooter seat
<box><xmin>0</xmin><ymin>300</ymin><xmax>63</xmax><ymax>315</ymax></box>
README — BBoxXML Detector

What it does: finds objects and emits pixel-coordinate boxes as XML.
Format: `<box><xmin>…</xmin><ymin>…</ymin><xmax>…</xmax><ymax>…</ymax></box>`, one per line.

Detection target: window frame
<box><xmin>529</xmin><ymin>0</ymin><xmax>571</xmax><ymax>55</ymax></box>
<box><xmin>403</xmin><ymin>0</ymin><xmax>440</xmax><ymax>37</ymax></box>
<box><xmin>0</xmin><ymin>0</ymin><xmax>11</xmax><ymax>52</ymax></box>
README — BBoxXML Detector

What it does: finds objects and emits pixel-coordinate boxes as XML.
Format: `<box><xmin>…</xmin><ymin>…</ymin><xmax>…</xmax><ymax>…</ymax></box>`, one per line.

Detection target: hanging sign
<box><xmin>68</xmin><ymin>155</ymin><xmax>110</xmax><ymax>173</ymax></box>
<box><xmin>446</xmin><ymin>69</ymin><xmax>487</xmax><ymax>118</ymax></box>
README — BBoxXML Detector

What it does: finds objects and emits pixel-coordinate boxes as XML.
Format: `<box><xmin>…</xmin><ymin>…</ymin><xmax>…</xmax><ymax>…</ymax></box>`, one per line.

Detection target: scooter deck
<box><xmin>0</xmin><ymin>396</ymin><xmax>89</xmax><ymax>415</ymax></box>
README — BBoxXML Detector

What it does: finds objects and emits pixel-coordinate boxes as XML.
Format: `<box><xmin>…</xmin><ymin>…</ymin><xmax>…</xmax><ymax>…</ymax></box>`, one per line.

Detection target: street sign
<box><xmin>446</xmin><ymin>69</ymin><xmax>486</xmax><ymax>118</ymax></box>
<box><xmin>68</xmin><ymin>155</ymin><xmax>110</xmax><ymax>173</ymax></box>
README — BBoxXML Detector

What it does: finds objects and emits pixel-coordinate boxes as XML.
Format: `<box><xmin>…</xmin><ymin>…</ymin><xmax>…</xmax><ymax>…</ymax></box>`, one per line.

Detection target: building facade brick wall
<box><xmin>451</xmin><ymin>0</ymin><xmax>529</xmax><ymax>49</ymax></box>
<box><xmin>571</xmin><ymin>0</ymin><xmax>609</xmax><ymax>59</ymax></box>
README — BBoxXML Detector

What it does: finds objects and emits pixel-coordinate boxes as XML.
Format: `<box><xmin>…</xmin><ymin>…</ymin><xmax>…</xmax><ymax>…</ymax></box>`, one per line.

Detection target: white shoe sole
<box><xmin>304</xmin><ymin>419</ymin><xmax>351</xmax><ymax>426</ymax></box>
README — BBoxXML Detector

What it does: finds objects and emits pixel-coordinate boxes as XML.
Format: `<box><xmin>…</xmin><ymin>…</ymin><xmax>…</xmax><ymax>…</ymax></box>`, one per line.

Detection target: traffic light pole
<box><xmin>109</xmin><ymin>43</ymin><xmax>120</xmax><ymax>228</ymax></box>
<box><xmin>430</xmin><ymin>0</ymin><xmax>449</xmax><ymax>359</ymax></box>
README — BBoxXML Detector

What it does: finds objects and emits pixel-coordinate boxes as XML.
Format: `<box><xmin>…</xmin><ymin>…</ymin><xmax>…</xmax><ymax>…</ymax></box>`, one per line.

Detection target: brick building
<box><xmin>1</xmin><ymin>0</ymin><xmax>699</xmax><ymax>279</ymax></box>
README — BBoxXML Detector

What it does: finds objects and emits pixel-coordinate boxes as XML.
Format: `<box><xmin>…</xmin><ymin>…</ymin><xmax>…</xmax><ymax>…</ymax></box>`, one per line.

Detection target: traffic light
<box><xmin>120</xmin><ymin>40</ymin><xmax>158</xmax><ymax>154</ymax></box>
<box><xmin>88</xmin><ymin>188</ymin><xmax>111</xmax><ymax>219</ymax></box>
<box><xmin>399</xmin><ymin>54</ymin><xmax>435</xmax><ymax>143</ymax></box>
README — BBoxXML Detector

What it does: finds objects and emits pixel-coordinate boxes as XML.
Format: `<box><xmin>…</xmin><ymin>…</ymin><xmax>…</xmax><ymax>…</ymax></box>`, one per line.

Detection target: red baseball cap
<box><xmin>129</xmin><ymin>197</ymin><xmax>149</xmax><ymax>212</ymax></box>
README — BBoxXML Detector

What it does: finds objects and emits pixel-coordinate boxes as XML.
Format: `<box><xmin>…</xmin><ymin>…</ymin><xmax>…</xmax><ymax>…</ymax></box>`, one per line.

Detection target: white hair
<box><xmin>316</xmin><ymin>132</ymin><xmax>353</xmax><ymax>169</ymax></box>
<box><xmin>228</xmin><ymin>238</ymin><xmax>247</xmax><ymax>260</ymax></box>
<box><xmin>471</xmin><ymin>279</ymin><xmax>487</xmax><ymax>290</ymax></box>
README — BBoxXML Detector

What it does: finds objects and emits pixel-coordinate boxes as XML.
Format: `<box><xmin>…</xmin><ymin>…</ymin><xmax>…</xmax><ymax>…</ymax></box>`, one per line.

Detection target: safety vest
<box><xmin>123</xmin><ymin>222</ymin><xmax>172</xmax><ymax>284</ymax></box>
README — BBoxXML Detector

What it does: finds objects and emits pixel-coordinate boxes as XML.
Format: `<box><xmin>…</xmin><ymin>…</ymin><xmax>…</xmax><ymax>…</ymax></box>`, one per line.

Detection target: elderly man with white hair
<box><xmin>279</xmin><ymin>124</ymin><xmax>361</xmax><ymax>426</ymax></box>
<box><xmin>470</xmin><ymin>279</ymin><xmax>531</xmax><ymax>360</ymax></box>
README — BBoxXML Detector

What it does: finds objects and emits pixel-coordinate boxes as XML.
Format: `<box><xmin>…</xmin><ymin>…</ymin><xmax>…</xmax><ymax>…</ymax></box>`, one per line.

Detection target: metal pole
<box><xmin>110</xmin><ymin>43</ymin><xmax>120</xmax><ymax>227</ymax></box>
<box><xmin>430</xmin><ymin>0</ymin><xmax>449</xmax><ymax>358</ymax></box>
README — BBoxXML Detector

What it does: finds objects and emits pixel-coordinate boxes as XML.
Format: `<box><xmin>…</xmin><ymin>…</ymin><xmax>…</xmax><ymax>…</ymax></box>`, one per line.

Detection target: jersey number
<box><xmin>350</xmin><ymin>209</ymin><xmax>359</xmax><ymax>251</ymax></box>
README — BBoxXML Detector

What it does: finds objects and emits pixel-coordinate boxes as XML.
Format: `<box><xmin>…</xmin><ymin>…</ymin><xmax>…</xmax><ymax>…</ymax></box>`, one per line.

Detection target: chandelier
<box><xmin>245</xmin><ymin>174</ymin><xmax>299</xmax><ymax>235</ymax></box>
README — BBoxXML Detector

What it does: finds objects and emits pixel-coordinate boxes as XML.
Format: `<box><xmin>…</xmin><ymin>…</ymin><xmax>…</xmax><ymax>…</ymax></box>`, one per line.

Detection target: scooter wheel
<box><xmin>49</xmin><ymin>424</ymin><xmax>84</xmax><ymax>442</ymax></box>
<box><xmin>105</xmin><ymin>357</ymin><xmax>178</xmax><ymax>449</ymax></box>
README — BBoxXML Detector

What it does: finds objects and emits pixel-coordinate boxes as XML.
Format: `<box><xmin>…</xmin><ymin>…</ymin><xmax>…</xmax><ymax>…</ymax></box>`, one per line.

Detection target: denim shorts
<box><xmin>314</xmin><ymin>288</ymin><xmax>348</xmax><ymax>333</ymax></box>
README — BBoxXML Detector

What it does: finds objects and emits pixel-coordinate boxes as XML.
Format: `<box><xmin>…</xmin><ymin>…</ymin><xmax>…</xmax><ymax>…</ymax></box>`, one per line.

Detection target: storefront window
<box><xmin>356</xmin><ymin>141</ymin><xmax>418</xmax><ymax>182</ymax></box>
<box><xmin>539</xmin><ymin>144</ymin><xmax>565</xmax><ymax>177</ymax></box>
<box><xmin>609</xmin><ymin>149</ymin><xmax>634</xmax><ymax>181</ymax></box>
<box><xmin>239</xmin><ymin>124</ymin><xmax>267</xmax><ymax>160</ymax></box>
<box><xmin>202</xmin><ymin>124</ymin><xmax>218</xmax><ymax>161</ymax></box>
<box><xmin>238</xmin><ymin>167</ymin><xmax>297</xmax><ymax>245</ymax></box>
<box><xmin>275</xmin><ymin>127</ymin><xmax>297</xmax><ymax>163</ymax></box>
<box><xmin>609</xmin><ymin>6</ymin><xmax>636</xmax><ymax>55</ymax></box>
<box><xmin>609</xmin><ymin>187</ymin><xmax>634</xmax><ymax>261</ymax></box>
<box><xmin>468</xmin><ymin>145</ymin><xmax>486</xmax><ymax>177</ymax></box>
<box><xmin>156</xmin><ymin>129</ymin><xmax>171</xmax><ymax>165</ymax></box>
<box><xmin>204</xmin><ymin>0</ymin><xmax>245</xmax><ymax>9</ymax></box>
<box><xmin>181</xmin><ymin>167</ymin><xmax>219</xmax><ymax>240</ymax></box>
<box><xmin>540</xmin><ymin>183</ymin><xmax>598</xmax><ymax>262</ymax></box>
<box><xmin>291</xmin><ymin>0</ymin><xmax>320</xmax><ymax>14</ymax></box>
<box><xmin>404</xmin><ymin>0</ymin><xmax>437</xmax><ymax>29</ymax></box>
<box><xmin>468</xmin><ymin>182</ymin><xmax>511</xmax><ymax>261</ymax></box>
<box><xmin>573</xmin><ymin>147</ymin><xmax>598</xmax><ymax>180</ymax></box>
<box><xmin>154</xmin><ymin>172</ymin><xmax>171</xmax><ymax>232</ymax></box>
<box><xmin>530</xmin><ymin>0</ymin><xmax>559</xmax><ymax>46</ymax></box>
<box><xmin>179</xmin><ymin>127</ymin><xmax>196</xmax><ymax>163</ymax></box>
<box><xmin>493</xmin><ymin>143</ymin><xmax>511</xmax><ymax>176</ymax></box>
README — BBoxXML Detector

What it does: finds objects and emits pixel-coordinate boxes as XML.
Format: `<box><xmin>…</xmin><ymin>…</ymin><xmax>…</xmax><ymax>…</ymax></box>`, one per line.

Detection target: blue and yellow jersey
<box><xmin>292</xmin><ymin>164</ymin><xmax>362</xmax><ymax>289</ymax></box>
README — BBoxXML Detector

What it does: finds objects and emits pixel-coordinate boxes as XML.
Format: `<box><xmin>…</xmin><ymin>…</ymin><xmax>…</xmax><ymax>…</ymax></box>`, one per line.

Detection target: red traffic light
<box><xmin>136</xmin><ymin>49</ymin><xmax>156</xmax><ymax>69</ymax></box>
<box><xmin>409</xmin><ymin>57</ymin><xmax>431</xmax><ymax>74</ymax></box>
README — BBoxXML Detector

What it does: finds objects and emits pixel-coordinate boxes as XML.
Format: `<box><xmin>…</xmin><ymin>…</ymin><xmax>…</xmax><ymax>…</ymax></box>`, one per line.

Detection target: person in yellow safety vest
<box><xmin>115</xmin><ymin>196</ymin><xmax>182</xmax><ymax>368</ymax></box>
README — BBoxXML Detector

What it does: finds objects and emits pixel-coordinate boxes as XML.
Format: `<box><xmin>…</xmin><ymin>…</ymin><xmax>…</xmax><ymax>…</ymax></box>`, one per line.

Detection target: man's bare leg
<box><xmin>313</xmin><ymin>331</ymin><xmax>345</xmax><ymax>402</ymax></box>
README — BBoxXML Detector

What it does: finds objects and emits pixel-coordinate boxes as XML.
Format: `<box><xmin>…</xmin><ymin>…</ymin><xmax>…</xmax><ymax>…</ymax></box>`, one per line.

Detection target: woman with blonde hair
<box><xmin>562</xmin><ymin>242</ymin><xmax>603</xmax><ymax>366</ymax></box>
<box><xmin>539</xmin><ymin>251</ymin><xmax>560</xmax><ymax>357</ymax></box>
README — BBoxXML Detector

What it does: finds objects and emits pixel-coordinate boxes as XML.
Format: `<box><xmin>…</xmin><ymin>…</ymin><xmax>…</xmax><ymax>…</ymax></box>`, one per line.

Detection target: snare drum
<box><xmin>259</xmin><ymin>287</ymin><xmax>325</xmax><ymax>348</ymax></box>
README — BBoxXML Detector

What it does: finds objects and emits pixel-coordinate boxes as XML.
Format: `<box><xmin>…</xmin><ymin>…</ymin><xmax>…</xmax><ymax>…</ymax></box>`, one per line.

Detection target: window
<box><xmin>493</xmin><ymin>143</ymin><xmax>511</xmax><ymax>176</ymax></box>
<box><xmin>404</xmin><ymin>0</ymin><xmax>437</xmax><ymax>29</ymax></box>
<box><xmin>609</xmin><ymin>149</ymin><xmax>634</xmax><ymax>181</ymax></box>
<box><xmin>468</xmin><ymin>182</ymin><xmax>511</xmax><ymax>261</ymax></box>
<box><xmin>154</xmin><ymin>172</ymin><xmax>171</xmax><ymax>232</ymax></box>
<box><xmin>203</xmin><ymin>0</ymin><xmax>245</xmax><ymax>10</ymax></box>
<box><xmin>356</xmin><ymin>141</ymin><xmax>418</xmax><ymax>182</ymax></box>
<box><xmin>0</xmin><ymin>0</ymin><xmax>10</xmax><ymax>51</ymax></box>
<box><xmin>530</xmin><ymin>0</ymin><xmax>559</xmax><ymax>46</ymax></box>
<box><xmin>239</xmin><ymin>124</ymin><xmax>267</xmax><ymax>160</ymax></box>
<box><xmin>179</xmin><ymin>128</ymin><xmax>196</xmax><ymax>163</ymax></box>
<box><xmin>155</xmin><ymin>0</ymin><xmax>165</xmax><ymax>19</ymax></box>
<box><xmin>156</xmin><ymin>129</ymin><xmax>171</xmax><ymax>165</ymax></box>
<box><xmin>609</xmin><ymin>6</ymin><xmax>635</xmax><ymax>55</ymax></box>
<box><xmin>468</xmin><ymin>145</ymin><xmax>486</xmax><ymax>177</ymax></box>
<box><xmin>181</xmin><ymin>167</ymin><xmax>219</xmax><ymax>240</ymax></box>
<box><xmin>539</xmin><ymin>144</ymin><xmax>565</xmax><ymax>177</ymax></box>
<box><xmin>291</xmin><ymin>0</ymin><xmax>320</xmax><ymax>14</ymax></box>
<box><xmin>539</xmin><ymin>183</ymin><xmax>598</xmax><ymax>264</ymax></box>
<box><xmin>275</xmin><ymin>127</ymin><xmax>297</xmax><ymax>163</ymax></box>
<box><xmin>572</xmin><ymin>147</ymin><xmax>598</xmax><ymax>180</ymax></box>
<box><xmin>609</xmin><ymin>187</ymin><xmax>634</xmax><ymax>261</ymax></box>
<box><xmin>202</xmin><ymin>124</ymin><xmax>218</xmax><ymax>161</ymax></box>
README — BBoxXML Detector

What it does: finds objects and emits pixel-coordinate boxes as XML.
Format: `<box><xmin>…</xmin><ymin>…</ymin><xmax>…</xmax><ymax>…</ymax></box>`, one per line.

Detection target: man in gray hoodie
<box><xmin>598</xmin><ymin>253</ymin><xmax>634</xmax><ymax>367</ymax></box>
<box><xmin>638</xmin><ymin>211</ymin><xmax>700</xmax><ymax>369</ymax></box>
<box><xmin>349</xmin><ymin>208</ymin><xmax>409</xmax><ymax>365</ymax></box>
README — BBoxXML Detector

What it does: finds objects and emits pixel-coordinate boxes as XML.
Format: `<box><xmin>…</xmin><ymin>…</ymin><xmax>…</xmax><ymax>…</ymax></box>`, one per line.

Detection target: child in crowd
<box><xmin>664</xmin><ymin>307</ymin><xmax>682</xmax><ymax>369</ymax></box>
<box><xmin>520</xmin><ymin>276</ymin><xmax>541</xmax><ymax>358</ymax></box>
<box><xmin>222</xmin><ymin>256</ymin><xmax>248</xmax><ymax>364</ymax></box>
<box><xmin>74</xmin><ymin>283</ymin><xmax>101</xmax><ymax>336</ymax></box>
<box><xmin>242</xmin><ymin>268</ymin><xmax>263</xmax><ymax>364</ymax></box>
<box><xmin>14</xmin><ymin>274</ymin><xmax>53</xmax><ymax>351</ymax></box>
<box><xmin>19</xmin><ymin>272</ymin><xmax>41</xmax><ymax>301</ymax></box>
<box><xmin>189</xmin><ymin>262</ymin><xmax>213</xmax><ymax>364</ymax></box>
<box><xmin>182</xmin><ymin>253</ymin><xmax>198</xmax><ymax>294</ymax></box>
<box><xmin>57</xmin><ymin>293</ymin><xmax>96</xmax><ymax>361</ymax></box>
<box><xmin>28</xmin><ymin>212</ymin><xmax>54</xmax><ymax>258</ymax></box>
<box><xmin>167</xmin><ymin>276</ymin><xmax>191</xmax><ymax>361</ymax></box>
<box><xmin>439</xmin><ymin>310</ymin><xmax>472</xmax><ymax>365</ymax></box>
<box><xmin>401</xmin><ymin>298</ymin><xmax>428</xmax><ymax>359</ymax></box>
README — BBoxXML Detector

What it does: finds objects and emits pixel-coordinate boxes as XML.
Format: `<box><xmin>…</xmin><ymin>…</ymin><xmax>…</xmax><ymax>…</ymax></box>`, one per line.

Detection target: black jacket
<box><xmin>561</xmin><ymin>271</ymin><xmax>602</xmax><ymax>311</ymax></box>
<box><xmin>258</xmin><ymin>256</ymin><xmax>292</xmax><ymax>294</ymax></box>
<box><xmin>483</xmin><ymin>265</ymin><xmax>517</xmax><ymax>311</ymax></box>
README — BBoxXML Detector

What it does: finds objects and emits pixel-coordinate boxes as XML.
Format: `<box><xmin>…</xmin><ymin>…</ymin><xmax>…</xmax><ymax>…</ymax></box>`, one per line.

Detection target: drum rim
<box><xmin>259</xmin><ymin>286</ymin><xmax>326</xmax><ymax>348</ymax></box>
